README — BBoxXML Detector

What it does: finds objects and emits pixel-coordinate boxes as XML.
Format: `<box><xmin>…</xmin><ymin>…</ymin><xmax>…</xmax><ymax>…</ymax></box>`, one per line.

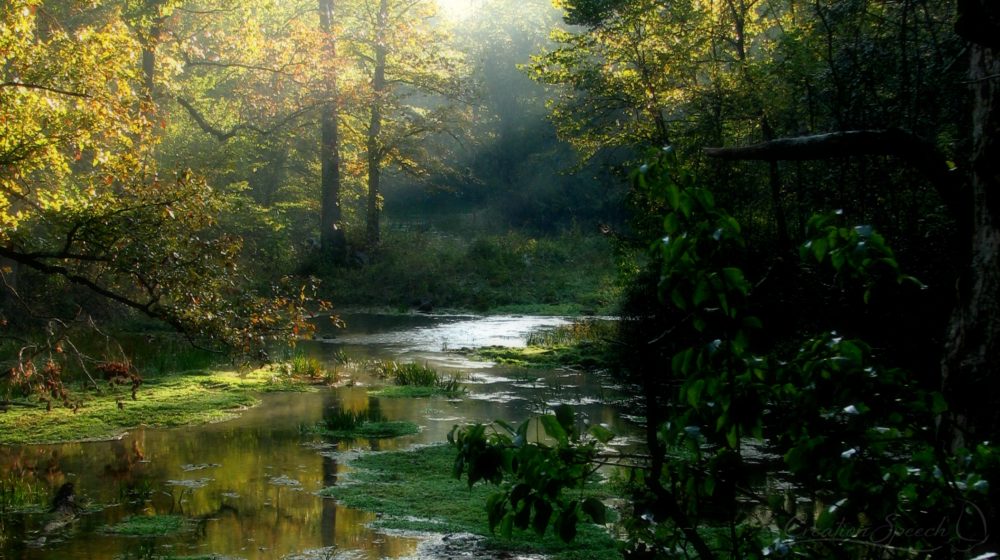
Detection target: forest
<box><xmin>1</xmin><ymin>0</ymin><xmax>999</xmax><ymax>558</ymax></box>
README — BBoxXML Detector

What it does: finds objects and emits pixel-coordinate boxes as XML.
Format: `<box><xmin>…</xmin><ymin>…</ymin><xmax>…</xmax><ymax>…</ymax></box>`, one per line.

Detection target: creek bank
<box><xmin>0</xmin><ymin>366</ymin><xmax>317</xmax><ymax>445</ymax></box>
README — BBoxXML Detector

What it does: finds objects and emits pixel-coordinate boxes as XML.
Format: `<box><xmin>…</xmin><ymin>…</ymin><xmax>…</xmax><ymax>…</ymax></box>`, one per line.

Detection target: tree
<box><xmin>1</xmin><ymin>1</ymin><xmax>319</xmax><ymax>398</ymax></box>
<box><xmin>318</xmin><ymin>0</ymin><xmax>348</xmax><ymax>259</ymax></box>
<box><xmin>343</xmin><ymin>0</ymin><xmax>469</xmax><ymax>247</ymax></box>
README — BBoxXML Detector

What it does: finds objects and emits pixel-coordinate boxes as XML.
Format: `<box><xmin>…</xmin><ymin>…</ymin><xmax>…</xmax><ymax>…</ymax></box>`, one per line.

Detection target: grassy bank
<box><xmin>320</xmin><ymin>444</ymin><xmax>619</xmax><ymax>560</ymax></box>
<box><xmin>468</xmin><ymin>319</ymin><xmax>618</xmax><ymax>369</ymax></box>
<box><xmin>313</xmin><ymin>230</ymin><xmax>620</xmax><ymax>314</ymax></box>
<box><xmin>0</xmin><ymin>366</ymin><xmax>314</xmax><ymax>445</ymax></box>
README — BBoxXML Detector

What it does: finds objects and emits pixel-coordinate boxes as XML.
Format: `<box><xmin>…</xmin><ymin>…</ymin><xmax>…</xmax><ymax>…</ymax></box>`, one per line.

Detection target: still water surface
<box><xmin>0</xmin><ymin>314</ymin><xmax>633</xmax><ymax>560</ymax></box>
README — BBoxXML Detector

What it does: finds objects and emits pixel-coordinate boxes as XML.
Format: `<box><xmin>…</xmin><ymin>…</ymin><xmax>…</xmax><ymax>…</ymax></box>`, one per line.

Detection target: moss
<box><xmin>320</xmin><ymin>444</ymin><xmax>619</xmax><ymax>559</ymax></box>
<box><xmin>0</xmin><ymin>366</ymin><xmax>313</xmax><ymax>445</ymax></box>
<box><xmin>102</xmin><ymin>514</ymin><xmax>187</xmax><ymax>536</ymax></box>
<box><xmin>471</xmin><ymin>342</ymin><xmax>611</xmax><ymax>369</ymax></box>
<box><xmin>465</xmin><ymin>319</ymin><xmax>617</xmax><ymax>370</ymax></box>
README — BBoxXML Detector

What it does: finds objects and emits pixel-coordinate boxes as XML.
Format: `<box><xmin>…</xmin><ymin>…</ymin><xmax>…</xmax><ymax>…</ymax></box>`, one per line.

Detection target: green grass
<box><xmin>365</xmin><ymin>360</ymin><xmax>466</xmax><ymax>398</ymax></box>
<box><xmin>320</xmin><ymin>444</ymin><xmax>620</xmax><ymax>559</ymax></box>
<box><xmin>370</xmin><ymin>385</ymin><xmax>455</xmax><ymax>398</ymax></box>
<box><xmin>470</xmin><ymin>319</ymin><xmax>618</xmax><ymax>369</ymax></box>
<box><xmin>0</xmin><ymin>366</ymin><xmax>312</xmax><ymax>445</ymax></box>
<box><xmin>102</xmin><ymin>514</ymin><xmax>187</xmax><ymax>536</ymax></box>
<box><xmin>307</xmin><ymin>407</ymin><xmax>420</xmax><ymax>439</ymax></box>
<box><xmin>0</xmin><ymin>476</ymin><xmax>47</xmax><ymax>513</ymax></box>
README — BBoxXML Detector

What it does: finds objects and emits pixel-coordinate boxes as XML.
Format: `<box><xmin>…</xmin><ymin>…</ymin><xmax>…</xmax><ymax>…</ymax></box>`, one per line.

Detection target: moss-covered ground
<box><xmin>320</xmin><ymin>444</ymin><xmax>620</xmax><ymax>560</ymax></box>
<box><xmin>468</xmin><ymin>320</ymin><xmax>618</xmax><ymax>370</ymax></box>
<box><xmin>0</xmin><ymin>366</ymin><xmax>314</xmax><ymax>445</ymax></box>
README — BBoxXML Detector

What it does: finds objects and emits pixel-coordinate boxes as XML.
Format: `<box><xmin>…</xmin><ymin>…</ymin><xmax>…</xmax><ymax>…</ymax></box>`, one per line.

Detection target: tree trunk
<box><xmin>944</xmin><ymin>1</ymin><xmax>1000</xmax><ymax>449</ymax></box>
<box><xmin>319</xmin><ymin>0</ymin><xmax>346</xmax><ymax>260</ymax></box>
<box><xmin>139</xmin><ymin>0</ymin><xmax>167</xmax><ymax>99</ymax></box>
<box><xmin>365</xmin><ymin>0</ymin><xmax>389</xmax><ymax>248</ymax></box>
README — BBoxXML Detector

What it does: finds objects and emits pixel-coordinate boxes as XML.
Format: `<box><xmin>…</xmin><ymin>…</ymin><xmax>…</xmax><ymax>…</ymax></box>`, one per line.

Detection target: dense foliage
<box><xmin>4</xmin><ymin>0</ymin><xmax>1000</xmax><ymax>558</ymax></box>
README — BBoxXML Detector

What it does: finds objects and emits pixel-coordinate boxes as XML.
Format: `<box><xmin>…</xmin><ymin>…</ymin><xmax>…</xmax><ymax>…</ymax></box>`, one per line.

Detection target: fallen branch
<box><xmin>705</xmin><ymin>129</ymin><xmax>964</xmax><ymax>219</ymax></box>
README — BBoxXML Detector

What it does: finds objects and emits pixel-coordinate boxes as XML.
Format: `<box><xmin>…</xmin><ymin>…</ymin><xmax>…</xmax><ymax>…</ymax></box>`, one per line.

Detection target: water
<box><xmin>0</xmin><ymin>314</ymin><xmax>634</xmax><ymax>560</ymax></box>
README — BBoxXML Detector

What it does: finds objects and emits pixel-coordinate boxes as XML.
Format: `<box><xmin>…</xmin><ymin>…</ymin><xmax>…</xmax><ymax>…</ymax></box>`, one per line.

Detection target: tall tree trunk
<box><xmin>137</xmin><ymin>0</ymin><xmax>167</xmax><ymax>99</ymax></box>
<box><xmin>365</xmin><ymin>0</ymin><xmax>388</xmax><ymax>248</ymax></box>
<box><xmin>944</xmin><ymin>0</ymin><xmax>1000</xmax><ymax>448</ymax></box>
<box><xmin>319</xmin><ymin>0</ymin><xmax>346</xmax><ymax>260</ymax></box>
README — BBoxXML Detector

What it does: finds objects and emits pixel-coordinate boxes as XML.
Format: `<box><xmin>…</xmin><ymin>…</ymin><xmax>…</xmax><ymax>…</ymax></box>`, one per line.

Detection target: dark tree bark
<box><xmin>365</xmin><ymin>0</ymin><xmax>389</xmax><ymax>248</ymax></box>
<box><xmin>944</xmin><ymin>0</ymin><xmax>1000</xmax><ymax>449</ymax></box>
<box><xmin>318</xmin><ymin>0</ymin><xmax>347</xmax><ymax>260</ymax></box>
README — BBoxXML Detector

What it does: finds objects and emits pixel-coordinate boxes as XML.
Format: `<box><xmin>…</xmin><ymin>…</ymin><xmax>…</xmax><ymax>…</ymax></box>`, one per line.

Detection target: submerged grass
<box><xmin>320</xmin><ymin>444</ymin><xmax>619</xmax><ymax>560</ymax></box>
<box><xmin>0</xmin><ymin>366</ymin><xmax>312</xmax><ymax>445</ymax></box>
<box><xmin>0</xmin><ymin>476</ymin><xmax>47</xmax><ymax>513</ymax></box>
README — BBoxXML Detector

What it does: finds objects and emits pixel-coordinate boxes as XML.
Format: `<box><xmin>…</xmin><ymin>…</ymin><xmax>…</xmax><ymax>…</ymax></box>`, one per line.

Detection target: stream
<box><xmin>0</xmin><ymin>314</ymin><xmax>636</xmax><ymax>560</ymax></box>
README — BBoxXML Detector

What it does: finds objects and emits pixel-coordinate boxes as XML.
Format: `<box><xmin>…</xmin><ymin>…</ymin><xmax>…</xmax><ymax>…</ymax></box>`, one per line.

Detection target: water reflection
<box><xmin>1</xmin><ymin>314</ymin><xmax>635</xmax><ymax>559</ymax></box>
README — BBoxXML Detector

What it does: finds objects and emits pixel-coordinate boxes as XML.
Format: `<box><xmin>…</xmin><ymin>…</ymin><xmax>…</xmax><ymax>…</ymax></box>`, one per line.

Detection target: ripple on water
<box><xmin>181</xmin><ymin>463</ymin><xmax>221</xmax><ymax>472</ymax></box>
<box><xmin>467</xmin><ymin>391</ymin><xmax>524</xmax><ymax>403</ymax></box>
<box><xmin>166</xmin><ymin>477</ymin><xmax>212</xmax><ymax>489</ymax></box>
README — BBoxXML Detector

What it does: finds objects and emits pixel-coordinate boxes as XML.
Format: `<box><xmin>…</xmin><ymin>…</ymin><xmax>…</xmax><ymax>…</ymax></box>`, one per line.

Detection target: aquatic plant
<box><xmin>366</xmin><ymin>360</ymin><xmax>466</xmax><ymax>396</ymax></box>
<box><xmin>281</xmin><ymin>352</ymin><xmax>326</xmax><ymax>379</ymax></box>
<box><xmin>0</xmin><ymin>476</ymin><xmax>46</xmax><ymax>513</ymax></box>
<box><xmin>313</xmin><ymin>407</ymin><xmax>419</xmax><ymax>439</ymax></box>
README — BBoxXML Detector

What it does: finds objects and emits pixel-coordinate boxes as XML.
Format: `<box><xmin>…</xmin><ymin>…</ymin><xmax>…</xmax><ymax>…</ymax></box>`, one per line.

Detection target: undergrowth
<box><xmin>313</xmin><ymin>230</ymin><xmax>619</xmax><ymax>314</ymax></box>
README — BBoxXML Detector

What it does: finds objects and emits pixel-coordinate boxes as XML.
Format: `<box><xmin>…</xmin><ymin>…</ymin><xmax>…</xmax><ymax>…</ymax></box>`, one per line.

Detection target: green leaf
<box><xmin>514</xmin><ymin>500</ymin><xmax>532</xmax><ymax>529</ymax></box>
<box><xmin>556</xmin><ymin>507</ymin><xmax>578</xmax><ymax>542</ymax></box>
<box><xmin>588</xmin><ymin>424</ymin><xmax>614</xmax><ymax>444</ymax></box>
<box><xmin>811</xmin><ymin>237</ymin><xmax>828</xmax><ymax>261</ymax></box>
<box><xmin>687</xmin><ymin>379</ymin><xmax>705</xmax><ymax>407</ymax></box>
<box><xmin>670</xmin><ymin>287</ymin><xmax>688</xmax><ymax>310</ymax></box>
<box><xmin>533</xmin><ymin>499</ymin><xmax>553</xmax><ymax>535</ymax></box>
<box><xmin>693</xmin><ymin>277</ymin><xmax>711</xmax><ymax>306</ymax></box>
<box><xmin>930</xmin><ymin>392</ymin><xmax>948</xmax><ymax>415</ymax></box>
<box><xmin>554</xmin><ymin>404</ymin><xmax>575</xmax><ymax>436</ymax></box>
<box><xmin>582</xmin><ymin>497</ymin><xmax>607</xmax><ymax>524</ymax></box>
<box><xmin>500</xmin><ymin>513</ymin><xmax>514</xmax><ymax>539</ymax></box>
<box><xmin>540</xmin><ymin>415</ymin><xmax>569</xmax><ymax>446</ymax></box>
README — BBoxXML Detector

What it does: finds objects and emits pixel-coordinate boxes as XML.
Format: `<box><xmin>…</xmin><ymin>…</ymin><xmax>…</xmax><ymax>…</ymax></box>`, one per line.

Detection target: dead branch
<box><xmin>704</xmin><ymin>129</ymin><xmax>964</xmax><ymax>219</ymax></box>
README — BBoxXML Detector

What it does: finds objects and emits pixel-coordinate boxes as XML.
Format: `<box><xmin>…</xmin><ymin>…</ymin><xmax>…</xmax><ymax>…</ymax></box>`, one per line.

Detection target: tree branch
<box><xmin>0</xmin><ymin>245</ymin><xmax>178</xmax><ymax>331</ymax></box>
<box><xmin>175</xmin><ymin>97</ymin><xmax>318</xmax><ymax>142</ymax></box>
<box><xmin>174</xmin><ymin>97</ymin><xmax>245</xmax><ymax>141</ymax></box>
<box><xmin>704</xmin><ymin>129</ymin><xmax>964</xmax><ymax>218</ymax></box>
<box><xmin>0</xmin><ymin>82</ymin><xmax>90</xmax><ymax>98</ymax></box>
